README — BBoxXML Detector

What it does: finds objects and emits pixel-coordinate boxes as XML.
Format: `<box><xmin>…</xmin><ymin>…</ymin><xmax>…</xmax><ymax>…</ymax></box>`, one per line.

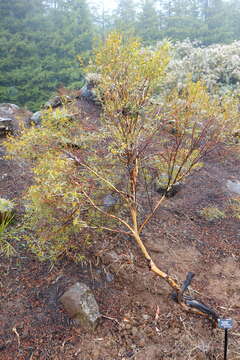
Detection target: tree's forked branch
<box><xmin>72</xmin><ymin>180</ymin><xmax>134</xmax><ymax>234</ymax></box>
<box><xmin>139</xmin><ymin>194</ymin><xmax>166</xmax><ymax>234</ymax></box>
<box><xmin>65</xmin><ymin>151</ymin><xmax>129</xmax><ymax>203</ymax></box>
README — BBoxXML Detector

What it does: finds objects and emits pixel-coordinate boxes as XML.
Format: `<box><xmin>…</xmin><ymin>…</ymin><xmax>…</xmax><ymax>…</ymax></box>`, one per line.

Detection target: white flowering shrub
<box><xmin>159</xmin><ymin>39</ymin><xmax>240</xmax><ymax>97</ymax></box>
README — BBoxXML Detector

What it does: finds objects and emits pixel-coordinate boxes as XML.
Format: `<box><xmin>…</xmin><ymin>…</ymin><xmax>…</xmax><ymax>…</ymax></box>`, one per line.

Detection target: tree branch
<box><xmin>72</xmin><ymin>180</ymin><xmax>134</xmax><ymax>234</ymax></box>
<box><xmin>65</xmin><ymin>151</ymin><xmax>129</xmax><ymax>203</ymax></box>
<box><xmin>139</xmin><ymin>194</ymin><xmax>166</xmax><ymax>234</ymax></box>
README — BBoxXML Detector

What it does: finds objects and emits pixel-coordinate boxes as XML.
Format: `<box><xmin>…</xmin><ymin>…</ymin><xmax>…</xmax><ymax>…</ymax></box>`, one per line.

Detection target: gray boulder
<box><xmin>78</xmin><ymin>73</ymin><xmax>101</xmax><ymax>104</ymax></box>
<box><xmin>0</xmin><ymin>104</ymin><xmax>19</xmax><ymax>134</ymax></box>
<box><xmin>0</xmin><ymin>103</ymin><xmax>31</xmax><ymax>135</ymax></box>
<box><xmin>60</xmin><ymin>282</ymin><xmax>101</xmax><ymax>330</ymax></box>
<box><xmin>30</xmin><ymin>111</ymin><xmax>42</xmax><ymax>126</ymax></box>
<box><xmin>0</xmin><ymin>117</ymin><xmax>12</xmax><ymax>133</ymax></box>
<box><xmin>0</xmin><ymin>103</ymin><xmax>19</xmax><ymax>114</ymax></box>
<box><xmin>79</xmin><ymin>83</ymin><xmax>98</xmax><ymax>103</ymax></box>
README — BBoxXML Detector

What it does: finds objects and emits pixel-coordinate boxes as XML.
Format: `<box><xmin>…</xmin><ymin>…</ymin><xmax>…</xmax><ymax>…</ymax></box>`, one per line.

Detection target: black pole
<box><xmin>224</xmin><ymin>329</ymin><xmax>228</xmax><ymax>360</ymax></box>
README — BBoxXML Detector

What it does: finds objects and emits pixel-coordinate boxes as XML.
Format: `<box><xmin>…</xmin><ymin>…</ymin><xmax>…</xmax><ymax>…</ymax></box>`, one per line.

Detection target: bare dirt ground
<box><xmin>0</xmin><ymin>99</ymin><xmax>240</xmax><ymax>360</ymax></box>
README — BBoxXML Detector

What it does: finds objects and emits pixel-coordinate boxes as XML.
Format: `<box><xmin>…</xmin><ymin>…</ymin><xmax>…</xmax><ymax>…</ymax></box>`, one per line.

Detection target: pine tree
<box><xmin>45</xmin><ymin>0</ymin><xmax>94</xmax><ymax>90</ymax></box>
<box><xmin>201</xmin><ymin>0</ymin><xmax>234</xmax><ymax>44</ymax></box>
<box><xmin>0</xmin><ymin>0</ymin><xmax>47</xmax><ymax>109</ymax></box>
<box><xmin>137</xmin><ymin>0</ymin><xmax>160</xmax><ymax>45</ymax></box>
<box><xmin>230</xmin><ymin>0</ymin><xmax>240</xmax><ymax>39</ymax></box>
<box><xmin>161</xmin><ymin>0</ymin><xmax>205</xmax><ymax>41</ymax></box>
<box><xmin>91</xmin><ymin>1</ymin><xmax>114</xmax><ymax>41</ymax></box>
<box><xmin>114</xmin><ymin>0</ymin><xmax>137</xmax><ymax>35</ymax></box>
<box><xmin>0</xmin><ymin>0</ymin><xmax>94</xmax><ymax>110</ymax></box>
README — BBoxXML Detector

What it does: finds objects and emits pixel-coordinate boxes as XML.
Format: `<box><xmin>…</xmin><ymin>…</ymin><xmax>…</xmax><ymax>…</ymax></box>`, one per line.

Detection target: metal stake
<box><xmin>218</xmin><ymin>318</ymin><xmax>233</xmax><ymax>360</ymax></box>
<box><xmin>224</xmin><ymin>329</ymin><xmax>228</xmax><ymax>360</ymax></box>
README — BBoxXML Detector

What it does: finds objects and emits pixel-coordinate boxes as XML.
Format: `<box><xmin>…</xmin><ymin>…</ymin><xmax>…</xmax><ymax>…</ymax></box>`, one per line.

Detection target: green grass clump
<box><xmin>200</xmin><ymin>206</ymin><xmax>225</xmax><ymax>221</ymax></box>
<box><xmin>229</xmin><ymin>197</ymin><xmax>240</xmax><ymax>219</ymax></box>
<box><xmin>0</xmin><ymin>198</ymin><xmax>15</xmax><ymax>256</ymax></box>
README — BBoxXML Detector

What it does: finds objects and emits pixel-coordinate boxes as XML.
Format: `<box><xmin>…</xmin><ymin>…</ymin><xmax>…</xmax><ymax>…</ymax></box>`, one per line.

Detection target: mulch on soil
<box><xmin>0</xmin><ymin>99</ymin><xmax>240</xmax><ymax>360</ymax></box>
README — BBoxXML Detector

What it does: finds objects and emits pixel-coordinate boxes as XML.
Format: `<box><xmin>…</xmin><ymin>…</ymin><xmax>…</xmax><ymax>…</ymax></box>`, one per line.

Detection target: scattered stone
<box><xmin>0</xmin><ymin>103</ymin><xmax>31</xmax><ymax>135</ymax></box>
<box><xmin>0</xmin><ymin>103</ymin><xmax>19</xmax><ymax>114</ymax></box>
<box><xmin>103</xmin><ymin>193</ymin><xmax>119</xmax><ymax>210</ymax></box>
<box><xmin>44</xmin><ymin>96</ymin><xmax>62</xmax><ymax>109</ymax></box>
<box><xmin>131</xmin><ymin>326</ymin><xmax>138</xmax><ymax>337</ymax></box>
<box><xmin>0</xmin><ymin>117</ymin><xmax>12</xmax><ymax>133</ymax></box>
<box><xmin>125</xmin><ymin>323</ymin><xmax>132</xmax><ymax>330</ymax></box>
<box><xmin>101</xmin><ymin>250</ymin><xmax>120</xmax><ymax>266</ymax></box>
<box><xmin>44</xmin><ymin>95</ymin><xmax>72</xmax><ymax>109</ymax></box>
<box><xmin>138</xmin><ymin>337</ymin><xmax>147</xmax><ymax>347</ymax></box>
<box><xmin>30</xmin><ymin>111</ymin><xmax>42</xmax><ymax>127</ymax></box>
<box><xmin>60</xmin><ymin>282</ymin><xmax>101</xmax><ymax>330</ymax></box>
<box><xmin>78</xmin><ymin>73</ymin><xmax>101</xmax><ymax>104</ymax></box>
<box><xmin>172</xmin><ymin>327</ymin><xmax>180</xmax><ymax>335</ymax></box>
<box><xmin>105</xmin><ymin>271</ymin><xmax>114</xmax><ymax>282</ymax></box>
<box><xmin>226</xmin><ymin>180</ymin><xmax>240</xmax><ymax>195</ymax></box>
<box><xmin>142</xmin><ymin>314</ymin><xmax>150</xmax><ymax>321</ymax></box>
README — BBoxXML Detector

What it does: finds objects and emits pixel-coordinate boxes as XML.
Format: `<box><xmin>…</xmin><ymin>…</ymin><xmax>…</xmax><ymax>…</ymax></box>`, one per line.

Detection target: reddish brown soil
<box><xmin>0</xmin><ymin>99</ymin><xmax>240</xmax><ymax>360</ymax></box>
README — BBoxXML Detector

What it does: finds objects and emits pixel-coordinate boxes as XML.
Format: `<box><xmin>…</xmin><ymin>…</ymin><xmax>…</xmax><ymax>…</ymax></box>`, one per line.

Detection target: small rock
<box><xmin>0</xmin><ymin>103</ymin><xmax>31</xmax><ymax>135</ymax></box>
<box><xmin>226</xmin><ymin>180</ymin><xmax>240</xmax><ymax>195</ymax></box>
<box><xmin>142</xmin><ymin>314</ymin><xmax>150</xmax><ymax>321</ymax></box>
<box><xmin>172</xmin><ymin>327</ymin><xmax>180</xmax><ymax>335</ymax></box>
<box><xmin>138</xmin><ymin>337</ymin><xmax>147</xmax><ymax>347</ymax></box>
<box><xmin>0</xmin><ymin>103</ymin><xmax>19</xmax><ymax>114</ymax></box>
<box><xmin>44</xmin><ymin>96</ymin><xmax>67</xmax><ymax>109</ymax></box>
<box><xmin>105</xmin><ymin>271</ymin><xmax>114</xmax><ymax>282</ymax></box>
<box><xmin>125</xmin><ymin>323</ymin><xmax>132</xmax><ymax>330</ymax></box>
<box><xmin>79</xmin><ymin>73</ymin><xmax>101</xmax><ymax>104</ymax></box>
<box><xmin>30</xmin><ymin>111</ymin><xmax>42</xmax><ymax>126</ymax></box>
<box><xmin>131</xmin><ymin>326</ymin><xmax>138</xmax><ymax>337</ymax></box>
<box><xmin>0</xmin><ymin>117</ymin><xmax>12</xmax><ymax>132</ymax></box>
<box><xmin>60</xmin><ymin>282</ymin><xmax>101</xmax><ymax>330</ymax></box>
<box><xmin>103</xmin><ymin>193</ymin><xmax>118</xmax><ymax>210</ymax></box>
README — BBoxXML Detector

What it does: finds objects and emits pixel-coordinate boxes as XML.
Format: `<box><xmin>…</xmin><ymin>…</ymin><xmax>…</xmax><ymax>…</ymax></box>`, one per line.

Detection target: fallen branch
<box><xmin>12</xmin><ymin>327</ymin><xmax>20</xmax><ymax>347</ymax></box>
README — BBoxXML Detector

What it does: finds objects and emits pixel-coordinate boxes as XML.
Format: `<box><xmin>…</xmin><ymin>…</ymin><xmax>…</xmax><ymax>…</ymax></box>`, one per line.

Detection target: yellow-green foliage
<box><xmin>86</xmin><ymin>32</ymin><xmax>170</xmax><ymax>148</ymax></box>
<box><xmin>0</xmin><ymin>198</ymin><xmax>15</xmax><ymax>256</ymax></box>
<box><xmin>200</xmin><ymin>206</ymin><xmax>226</xmax><ymax>221</ymax></box>
<box><xmin>5</xmin><ymin>105</ymin><xmax>125</xmax><ymax>262</ymax></box>
<box><xmin>229</xmin><ymin>197</ymin><xmax>240</xmax><ymax>219</ymax></box>
<box><xmin>3</xmin><ymin>32</ymin><xmax>239</xmax><ymax>263</ymax></box>
<box><xmin>0</xmin><ymin>198</ymin><xmax>14</xmax><ymax>214</ymax></box>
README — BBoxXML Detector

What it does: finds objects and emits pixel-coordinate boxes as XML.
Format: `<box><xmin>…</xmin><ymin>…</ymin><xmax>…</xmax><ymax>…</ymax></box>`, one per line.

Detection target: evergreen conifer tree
<box><xmin>114</xmin><ymin>0</ymin><xmax>137</xmax><ymax>35</ymax></box>
<box><xmin>137</xmin><ymin>0</ymin><xmax>160</xmax><ymax>45</ymax></box>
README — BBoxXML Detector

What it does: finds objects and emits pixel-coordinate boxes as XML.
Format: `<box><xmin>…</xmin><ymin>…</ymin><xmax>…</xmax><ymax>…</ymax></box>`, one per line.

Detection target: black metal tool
<box><xmin>171</xmin><ymin>272</ymin><xmax>219</xmax><ymax>323</ymax></box>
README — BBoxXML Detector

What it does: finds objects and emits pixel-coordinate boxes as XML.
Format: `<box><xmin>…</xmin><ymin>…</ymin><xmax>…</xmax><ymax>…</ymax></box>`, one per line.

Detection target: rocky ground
<box><xmin>0</xmin><ymin>98</ymin><xmax>240</xmax><ymax>360</ymax></box>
